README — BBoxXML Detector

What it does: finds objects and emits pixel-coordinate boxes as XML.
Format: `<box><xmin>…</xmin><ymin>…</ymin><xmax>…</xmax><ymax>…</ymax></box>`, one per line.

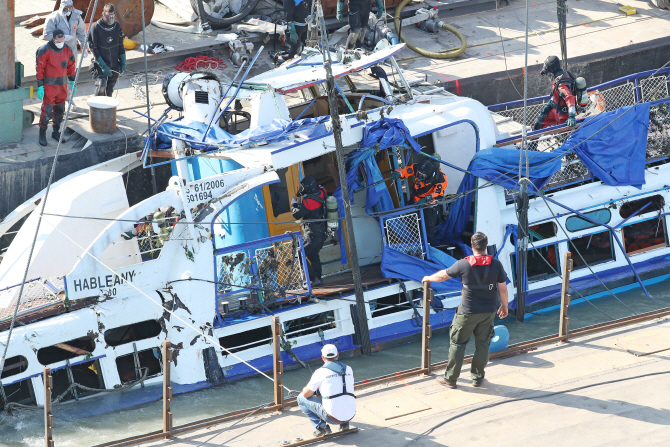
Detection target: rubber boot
<box><xmin>52</xmin><ymin>126</ymin><xmax>61</xmax><ymax>142</ymax></box>
<box><xmin>38</xmin><ymin>127</ymin><xmax>48</xmax><ymax>147</ymax></box>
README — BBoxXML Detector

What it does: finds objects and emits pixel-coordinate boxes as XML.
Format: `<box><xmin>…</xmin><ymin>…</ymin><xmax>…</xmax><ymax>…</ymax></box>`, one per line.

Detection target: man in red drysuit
<box><xmin>36</xmin><ymin>29</ymin><xmax>76</xmax><ymax>147</ymax></box>
<box><xmin>533</xmin><ymin>55</ymin><xmax>577</xmax><ymax>130</ymax></box>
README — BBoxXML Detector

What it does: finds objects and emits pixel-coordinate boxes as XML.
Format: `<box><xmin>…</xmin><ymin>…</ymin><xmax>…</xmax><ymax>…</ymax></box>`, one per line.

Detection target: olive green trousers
<box><xmin>444</xmin><ymin>311</ymin><xmax>496</xmax><ymax>383</ymax></box>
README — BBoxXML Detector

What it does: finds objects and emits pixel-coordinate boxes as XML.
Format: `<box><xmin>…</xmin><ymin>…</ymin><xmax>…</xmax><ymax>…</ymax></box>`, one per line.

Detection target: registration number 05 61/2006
<box><xmin>185</xmin><ymin>179</ymin><xmax>225</xmax><ymax>204</ymax></box>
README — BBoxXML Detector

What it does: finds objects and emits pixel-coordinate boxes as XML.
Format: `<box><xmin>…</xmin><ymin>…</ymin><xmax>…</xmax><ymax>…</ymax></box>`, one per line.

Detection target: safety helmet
<box><xmin>297</xmin><ymin>176</ymin><xmax>318</xmax><ymax>197</ymax></box>
<box><xmin>541</xmin><ymin>55</ymin><xmax>561</xmax><ymax>76</ymax></box>
<box><xmin>416</xmin><ymin>159</ymin><xmax>437</xmax><ymax>183</ymax></box>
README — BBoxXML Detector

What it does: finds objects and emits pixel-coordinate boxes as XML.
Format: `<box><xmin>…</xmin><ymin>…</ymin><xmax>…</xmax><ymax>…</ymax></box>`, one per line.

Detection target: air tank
<box><xmin>326</xmin><ymin>196</ymin><xmax>339</xmax><ymax>230</ymax></box>
<box><xmin>575</xmin><ymin>77</ymin><xmax>589</xmax><ymax>107</ymax></box>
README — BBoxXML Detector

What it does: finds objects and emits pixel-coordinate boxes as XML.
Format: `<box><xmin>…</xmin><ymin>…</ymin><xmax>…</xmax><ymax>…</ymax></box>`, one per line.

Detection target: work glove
<box><xmin>96</xmin><ymin>57</ymin><xmax>112</xmax><ymax>77</ymax></box>
<box><xmin>336</xmin><ymin>2</ymin><xmax>344</xmax><ymax>22</ymax></box>
<box><xmin>69</xmin><ymin>80</ymin><xmax>76</xmax><ymax>96</ymax></box>
<box><xmin>287</xmin><ymin>22</ymin><xmax>298</xmax><ymax>44</ymax></box>
<box><xmin>375</xmin><ymin>0</ymin><xmax>384</xmax><ymax>19</ymax></box>
<box><xmin>119</xmin><ymin>54</ymin><xmax>127</xmax><ymax>74</ymax></box>
<box><xmin>566</xmin><ymin>113</ymin><xmax>576</xmax><ymax>128</ymax></box>
<box><xmin>390</xmin><ymin>171</ymin><xmax>401</xmax><ymax>181</ymax></box>
<box><xmin>37</xmin><ymin>86</ymin><xmax>44</xmax><ymax>100</ymax></box>
<box><xmin>64</xmin><ymin>34</ymin><xmax>72</xmax><ymax>41</ymax></box>
<box><xmin>532</xmin><ymin>121</ymin><xmax>542</xmax><ymax>131</ymax></box>
<box><xmin>415</xmin><ymin>196</ymin><xmax>430</xmax><ymax>208</ymax></box>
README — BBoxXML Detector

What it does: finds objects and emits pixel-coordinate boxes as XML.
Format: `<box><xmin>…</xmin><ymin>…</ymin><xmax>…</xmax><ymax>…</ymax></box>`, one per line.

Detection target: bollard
<box><xmin>421</xmin><ymin>281</ymin><xmax>432</xmax><ymax>374</ymax></box>
<box><xmin>559</xmin><ymin>252</ymin><xmax>573</xmax><ymax>342</ymax></box>
<box><xmin>163</xmin><ymin>341</ymin><xmax>173</xmax><ymax>438</ymax></box>
<box><xmin>271</xmin><ymin>316</ymin><xmax>284</xmax><ymax>409</ymax></box>
<box><xmin>44</xmin><ymin>367</ymin><xmax>54</xmax><ymax>447</ymax></box>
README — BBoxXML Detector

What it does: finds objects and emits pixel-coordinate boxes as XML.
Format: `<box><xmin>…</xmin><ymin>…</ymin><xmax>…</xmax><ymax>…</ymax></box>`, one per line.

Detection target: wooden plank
<box><xmin>279</xmin><ymin>428</ymin><xmax>359</xmax><ymax>447</ymax></box>
<box><xmin>559</xmin><ymin>252</ymin><xmax>573</xmax><ymax>342</ymax></box>
<box><xmin>421</xmin><ymin>283</ymin><xmax>431</xmax><ymax>373</ymax></box>
<box><xmin>272</xmin><ymin>316</ymin><xmax>283</xmax><ymax>409</ymax></box>
<box><xmin>163</xmin><ymin>341</ymin><xmax>173</xmax><ymax>438</ymax></box>
<box><xmin>44</xmin><ymin>367</ymin><xmax>53</xmax><ymax>447</ymax></box>
<box><xmin>53</xmin><ymin>343</ymin><xmax>89</xmax><ymax>355</ymax></box>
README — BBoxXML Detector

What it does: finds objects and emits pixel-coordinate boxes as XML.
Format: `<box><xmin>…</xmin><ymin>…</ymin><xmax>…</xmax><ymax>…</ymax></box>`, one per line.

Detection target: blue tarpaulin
<box><xmin>148</xmin><ymin>116</ymin><xmax>331</xmax><ymax>151</ymax></box>
<box><xmin>381</xmin><ymin>246</ymin><xmax>462</xmax><ymax>295</ymax></box>
<box><xmin>360</xmin><ymin>117</ymin><xmax>423</xmax><ymax>153</ymax></box>
<box><xmin>555</xmin><ymin>103</ymin><xmax>650</xmax><ymax>188</ymax></box>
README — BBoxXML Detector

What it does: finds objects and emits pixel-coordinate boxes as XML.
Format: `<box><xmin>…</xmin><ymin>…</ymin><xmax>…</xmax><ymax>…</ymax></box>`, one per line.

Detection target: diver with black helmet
<box><xmin>533</xmin><ymin>55</ymin><xmax>578</xmax><ymax>130</ymax></box>
<box><xmin>291</xmin><ymin>177</ymin><xmax>328</xmax><ymax>287</ymax></box>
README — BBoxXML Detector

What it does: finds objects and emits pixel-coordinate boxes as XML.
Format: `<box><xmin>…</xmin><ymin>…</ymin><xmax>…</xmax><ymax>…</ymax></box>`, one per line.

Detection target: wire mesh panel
<box><xmin>641</xmin><ymin>76</ymin><xmax>669</xmax><ymax>102</ymax></box>
<box><xmin>384</xmin><ymin>213</ymin><xmax>425</xmax><ymax>259</ymax></box>
<box><xmin>0</xmin><ymin>279</ymin><xmax>63</xmax><ymax>323</ymax></box>
<box><xmin>217</xmin><ymin>251</ymin><xmax>254</xmax><ymax>294</ymax></box>
<box><xmin>647</xmin><ymin>102</ymin><xmax>670</xmax><ymax>160</ymax></box>
<box><xmin>255</xmin><ymin>239</ymin><xmax>305</xmax><ymax>293</ymax></box>
<box><xmin>590</xmin><ymin>82</ymin><xmax>637</xmax><ymax>113</ymax></box>
<box><xmin>496</xmin><ymin>102</ymin><xmax>547</xmax><ymax>129</ymax></box>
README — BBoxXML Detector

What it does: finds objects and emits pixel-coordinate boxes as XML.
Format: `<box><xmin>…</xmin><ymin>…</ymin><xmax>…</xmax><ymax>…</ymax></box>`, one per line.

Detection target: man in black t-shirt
<box><xmin>422</xmin><ymin>232</ymin><xmax>508</xmax><ymax>388</ymax></box>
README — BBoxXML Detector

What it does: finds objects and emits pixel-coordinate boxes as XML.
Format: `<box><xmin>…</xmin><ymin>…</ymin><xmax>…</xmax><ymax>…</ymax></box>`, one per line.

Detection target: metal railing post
<box><xmin>421</xmin><ymin>282</ymin><xmax>432</xmax><ymax>374</ymax></box>
<box><xmin>44</xmin><ymin>367</ymin><xmax>54</xmax><ymax>447</ymax></box>
<box><xmin>272</xmin><ymin>316</ymin><xmax>284</xmax><ymax>409</ymax></box>
<box><xmin>163</xmin><ymin>341</ymin><xmax>173</xmax><ymax>438</ymax></box>
<box><xmin>559</xmin><ymin>252</ymin><xmax>573</xmax><ymax>342</ymax></box>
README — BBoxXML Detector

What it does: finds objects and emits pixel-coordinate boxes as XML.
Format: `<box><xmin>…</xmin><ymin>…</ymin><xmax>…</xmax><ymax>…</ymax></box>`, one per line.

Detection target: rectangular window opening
<box><xmin>116</xmin><ymin>348</ymin><xmax>162</xmax><ymax>384</ymax></box>
<box><xmin>511</xmin><ymin>243</ymin><xmax>560</xmax><ymax>284</ymax></box>
<box><xmin>570</xmin><ymin>231</ymin><xmax>615</xmax><ymax>269</ymax></box>
<box><xmin>623</xmin><ymin>217</ymin><xmax>668</xmax><ymax>255</ymax></box>
<box><xmin>284</xmin><ymin>311</ymin><xmax>336</xmax><ymax>339</ymax></box>
<box><xmin>1</xmin><ymin>378</ymin><xmax>35</xmax><ymax>411</ymax></box>
<box><xmin>371</xmin><ymin>290</ymin><xmax>419</xmax><ymax>318</ymax></box>
<box><xmin>219</xmin><ymin>326</ymin><xmax>273</xmax><ymax>354</ymax></box>
<box><xmin>104</xmin><ymin>320</ymin><xmax>162</xmax><ymax>347</ymax></box>
<box><xmin>268</xmin><ymin>167</ymin><xmax>290</xmax><ymax>218</ymax></box>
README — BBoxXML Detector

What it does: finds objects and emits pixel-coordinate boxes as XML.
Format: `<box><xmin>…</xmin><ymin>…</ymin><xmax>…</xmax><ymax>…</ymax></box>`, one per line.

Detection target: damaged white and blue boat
<box><xmin>0</xmin><ymin>38</ymin><xmax>669</xmax><ymax>415</ymax></box>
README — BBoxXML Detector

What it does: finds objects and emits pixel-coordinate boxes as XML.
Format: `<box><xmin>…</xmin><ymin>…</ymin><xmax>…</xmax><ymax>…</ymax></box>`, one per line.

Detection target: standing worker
<box><xmin>283</xmin><ymin>0</ymin><xmax>313</xmax><ymax>61</ymax></box>
<box><xmin>422</xmin><ymin>232</ymin><xmax>508</xmax><ymax>388</ymax></box>
<box><xmin>297</xmin><ymin>344</ymin><xmax>356</xmax><ymax>437</ymax></box>
<box><xmin>533</xmin><ymin>55</ymin><xmax>577</xmax><ymax>130</ymax></box>
<box><xmin>336</xmin><ymin>0</ymin><xmax>384</xmax><ymax>49</ymax></box>
<box><xmin>43</xmin><ymin>0</ymin><xmax>86</xmax><ymax>110</ymax></box>
<box><xmin>291</xmin><ymin>177</ymin><xmax>328</xmax><ymax>287</ymax></box>
<box><xmin>88</xmin><ymin>4</ymin><xmax>126</xmax><ymax>97</ymax></box>
<box><xmin>36</xmin><ymin>29</ymin><xmax>76</xmax><ymax>147</ymax></box>
<box><xmin>391</xmin><ymin>159</ymin><xmax>447</xmax><ymax>244</ymax></box>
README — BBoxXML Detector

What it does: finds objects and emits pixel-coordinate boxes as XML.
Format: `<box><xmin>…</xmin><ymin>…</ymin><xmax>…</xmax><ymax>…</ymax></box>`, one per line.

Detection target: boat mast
<box><xmin>316</xmin><ymin>2</ymin><xmax>372</xmax><ymax>355</ymax></box>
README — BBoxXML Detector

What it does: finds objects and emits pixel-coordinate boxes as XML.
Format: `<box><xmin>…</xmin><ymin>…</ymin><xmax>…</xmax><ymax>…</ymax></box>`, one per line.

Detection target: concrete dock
<box><xmin>134</xmin><ymin>316</ymin><xmax>670</xmax><ymax>447</ymax></box>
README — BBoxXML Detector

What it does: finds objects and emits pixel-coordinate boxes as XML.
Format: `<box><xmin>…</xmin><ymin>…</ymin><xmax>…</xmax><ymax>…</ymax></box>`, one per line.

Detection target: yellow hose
<box><xmin>393</xmin><ymin>0</ymin><xmax>467</xmax><ymax>59</ymax></box>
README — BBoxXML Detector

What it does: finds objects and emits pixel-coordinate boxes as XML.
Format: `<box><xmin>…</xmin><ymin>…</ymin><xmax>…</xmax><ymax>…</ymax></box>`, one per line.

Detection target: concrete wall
<box><xmin>437</xmin><ymin>37</ymin><xmax>670</xmax><ymax>106</ymax></box>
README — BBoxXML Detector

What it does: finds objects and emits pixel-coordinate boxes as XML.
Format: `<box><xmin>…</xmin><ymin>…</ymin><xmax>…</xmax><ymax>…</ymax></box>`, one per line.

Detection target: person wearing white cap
<box><xmin>297</xmin><ymin>344</ymin><xmax>356</xmax><ymax>437</ymax></box>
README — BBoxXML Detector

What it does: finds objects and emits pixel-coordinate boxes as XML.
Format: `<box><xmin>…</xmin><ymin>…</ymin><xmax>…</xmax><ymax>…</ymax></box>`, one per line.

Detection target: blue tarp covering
<box><xmin>149</xmin><ymin>117</ymin><xmax>331</xmax><ymax>151</ymax></box>
<box><xmin>556</xmin><ymin>103</ymin><xmax>650</xmax><ymax>188</ymax></box>
<box><xmin>360</xmin><ymin>117</ymin><xmax>423</xmax><ymax>153</ymax></box>
<box><xmin>380</xmin><ymin>246</ymin><xmax>462</xmax><ymax>295</ymax></box>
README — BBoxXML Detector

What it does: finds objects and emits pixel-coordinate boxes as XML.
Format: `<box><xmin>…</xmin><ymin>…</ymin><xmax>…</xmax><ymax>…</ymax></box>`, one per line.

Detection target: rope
<box><xmin>0</xmin><ymin>0</ymin><xmax>102</xmax><ymax>380</ymax></box>
<box><xmin>4</xmin><ymin>367</ymin><xmax>149</xmax><ymax>412</ymax></box>
<box><xmin>40</xmin><ymin>216</ymin><xmax>292</xmax><ymax>393</ymax></box>
<box><xmin>175</xmin><ymin>56</ymin><xmax>228</xmax><ymax>72</ymax></box>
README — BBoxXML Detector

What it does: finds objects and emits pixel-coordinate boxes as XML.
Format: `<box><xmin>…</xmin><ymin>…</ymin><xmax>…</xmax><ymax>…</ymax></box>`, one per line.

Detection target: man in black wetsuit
<box><xmin>88</xmin><ymin>4</ymin><xmax>126</xmax><ymax>97</ymax></box>
<box><xmin>291</xmin><ymin>177</ymin><xmax>328</xmax><ymax>287</ymax></box>
<box><xmin>336</xmin><ymin>0</ymin><xmax>384</xmax><ymax>49</ymax></box>
<box><xmin>284</xmin><ymin>0</ymin><xmax>313</xmax><ymax>59</ymax></box>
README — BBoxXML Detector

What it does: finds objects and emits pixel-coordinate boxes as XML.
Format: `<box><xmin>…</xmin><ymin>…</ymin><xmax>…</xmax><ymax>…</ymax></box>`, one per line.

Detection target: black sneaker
<box><xmin>339</xmin><ymin>422</ymin><xmax>350</xmax><ymax>431</ymax></box>
<box><xmin>436</xmin><ymin>376</ymin><xmax>457</xmax><ymax>389</ymax></box>
<box><xmin>313</xmin><ymin>424</ymin><xmax>331</xmax><ymax>437</ymax></box>
<box><xmin>311</xmin><ymin>277</ymin><xmax>323</xmax><ymax>287</ymax></box>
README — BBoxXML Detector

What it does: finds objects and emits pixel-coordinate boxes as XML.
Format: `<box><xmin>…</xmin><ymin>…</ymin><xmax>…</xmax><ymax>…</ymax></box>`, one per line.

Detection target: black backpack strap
<box><xmin>321</xmin><ymin>361</ymin><xmax>356</xmax><ymax>400</ymax></box>
<box><xmin>464</xmin><ymin>262</ymin><xmax>494</xmax><ymax>291</ymax></box>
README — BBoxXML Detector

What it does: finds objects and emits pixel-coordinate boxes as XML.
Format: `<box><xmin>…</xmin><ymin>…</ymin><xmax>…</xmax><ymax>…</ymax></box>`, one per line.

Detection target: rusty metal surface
<box><xmin>89</xmin><ymin>104</ymin><xmax>117</xmax><ymax>133</ymax></box>
<box><xmin>75</xmin><ymin>0</ymin><xmax>154</xmax><ymax>38</ymax></box>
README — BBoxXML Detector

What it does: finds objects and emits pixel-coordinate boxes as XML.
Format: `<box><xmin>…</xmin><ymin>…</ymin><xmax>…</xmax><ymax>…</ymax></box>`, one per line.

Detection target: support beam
<box><xmin>421</xmin><ymin>282</ymin><xmax>432</xmax><ymax>374</ymax></box>
<box><xmin>163</xmin><ymin>341</ymin><xmax>173</xmax><ymax>438</ymax></box>
<box><xmin>44</xmin><ymin>367</ymin><xmax>54</xmax><ymax>447</ymax></box>
<box><xmin>559</xmin><ymin>252</ymin><xmax>573</xmax><ymax>342</ymax></box>
<box><xmin>272</xmin><ymin>316</ymin><xmax>284</xmax><ymax>409</ymax></box>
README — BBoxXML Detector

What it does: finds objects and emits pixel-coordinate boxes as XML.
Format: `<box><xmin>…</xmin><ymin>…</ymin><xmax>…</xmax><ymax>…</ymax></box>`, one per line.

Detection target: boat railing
<box><xmin>214</xmin><ymin>232</ymin><xmax>312</xmax><ymax>321</ymax></box>
<box><xmin>489</xmin><ymin>66</ymin><xmax>670</xmax><ymax>134</ymax></box>
<box><xmin>380</xmin><ymin>209</ymin><xmax>430</xmax><ymax>261</ymax></box>
<box><xmin>0</xmin><ymin>277</ymin><xmax>64</xmax><ymax>324</ymax></box>
<box><xmin>502</xmin><ymin>97</ymin><xmax>670</xmax><ymax>200</ymax></box>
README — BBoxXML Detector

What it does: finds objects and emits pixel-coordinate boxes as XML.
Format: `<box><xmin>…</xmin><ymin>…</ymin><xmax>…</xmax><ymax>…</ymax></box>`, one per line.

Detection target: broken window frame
<box><xmin>115</xmin><ymin>344</ymin><xmax>163</xmax><ymax>385</ymax></box>
<box><xmin>47</xmin><ymin>356</ymin><xmax>106</xmax><ymax>402</ymax></box>
<box><xmin>510</xmin><ymin>241</ymin><xmax>562</xmax><ymax>284</ymax></box>
<box><xmin>621</xmin><ymin>215</ymin><xmax>668</xmax><ymax>256</ymax></box>
<box><xmin>569</xmin><ymin>230</ymin><xmax>616</xmax><ymax>269</ymax></box>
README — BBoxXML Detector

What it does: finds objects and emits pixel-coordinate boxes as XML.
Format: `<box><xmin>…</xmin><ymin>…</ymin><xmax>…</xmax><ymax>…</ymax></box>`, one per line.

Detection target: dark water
<box><xmin>1</xmin><ymin>279</ymin><xmax>669</xmax><ymax>446</ymax></box>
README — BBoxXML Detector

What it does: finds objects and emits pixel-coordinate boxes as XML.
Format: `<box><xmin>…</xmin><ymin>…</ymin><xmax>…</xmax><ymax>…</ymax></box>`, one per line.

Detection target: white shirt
<box><xmin>306</xmin><ymin>362</ymin><xmax>356</xmax><ymax>422</ymax></box>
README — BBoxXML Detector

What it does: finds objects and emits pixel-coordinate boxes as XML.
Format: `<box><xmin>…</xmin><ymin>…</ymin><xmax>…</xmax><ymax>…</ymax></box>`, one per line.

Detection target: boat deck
<box><xmin>138</xmin><ymin>316</ymin><xmax>670</xmax><ymax>447</ymax></box>
<box><xmin>311</xmin><ymin>264</ymin><xmax>394</xmax><ymax>298</ymax></box>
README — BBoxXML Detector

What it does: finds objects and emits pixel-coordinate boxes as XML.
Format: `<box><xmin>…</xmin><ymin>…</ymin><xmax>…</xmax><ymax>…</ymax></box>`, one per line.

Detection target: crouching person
<box><xmin>297</xmin><ymin>344</ymin><xmax>356</xmax><ymax>437</ymax></box>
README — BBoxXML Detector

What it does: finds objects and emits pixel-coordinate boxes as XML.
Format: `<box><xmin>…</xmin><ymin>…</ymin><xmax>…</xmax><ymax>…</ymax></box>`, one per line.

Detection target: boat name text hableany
<box><xmin>71</xmin><ymin>270</ymin><xmax>136</xmax><ymax>292</ymax></box>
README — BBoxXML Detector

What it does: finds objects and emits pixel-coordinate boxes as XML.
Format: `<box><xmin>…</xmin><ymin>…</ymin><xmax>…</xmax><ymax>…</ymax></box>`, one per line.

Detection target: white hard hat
<box><xmin>321</xmin><ymin>344</ymin><xmax>338</xmax><ymax>359</ymax></box>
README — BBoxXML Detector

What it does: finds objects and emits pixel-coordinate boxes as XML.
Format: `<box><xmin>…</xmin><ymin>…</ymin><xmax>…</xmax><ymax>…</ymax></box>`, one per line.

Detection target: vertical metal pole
<box><xmin>559</xmin><ymin>252</ymin><xmax>573</xmax><ymax>342</ymax></box>
<box><xmin>162</xmin><ymin>341</ymin><xmax>173</xmax><ymax>438</ymax></box>
<box><xmin>421</xmin><ymin>282</ymin><xmax>432</xmax><ymax>374</ymax></box>
<box><xmin>44</xmin><ymin>367</ymin><xmax>54</xmax><ymax>447</ymax></box>
<box><xmin>271</xmin><ymin>316</ymin><xmax>284</xmax><ymax>409</ymax></box>
<box><xmin>132</xmin><ymin>342</ymin><xmax>144</xmax><ymax>387</ymax></box>
<box><xmin>318</xmin><ymin>3</ymin><xmax>372</xmax><ymax>355</ymax></box>
<box><xmin>139</xmin><ymin>0</ymin><xmax>157</xmax><ymax>195</ymax></box>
